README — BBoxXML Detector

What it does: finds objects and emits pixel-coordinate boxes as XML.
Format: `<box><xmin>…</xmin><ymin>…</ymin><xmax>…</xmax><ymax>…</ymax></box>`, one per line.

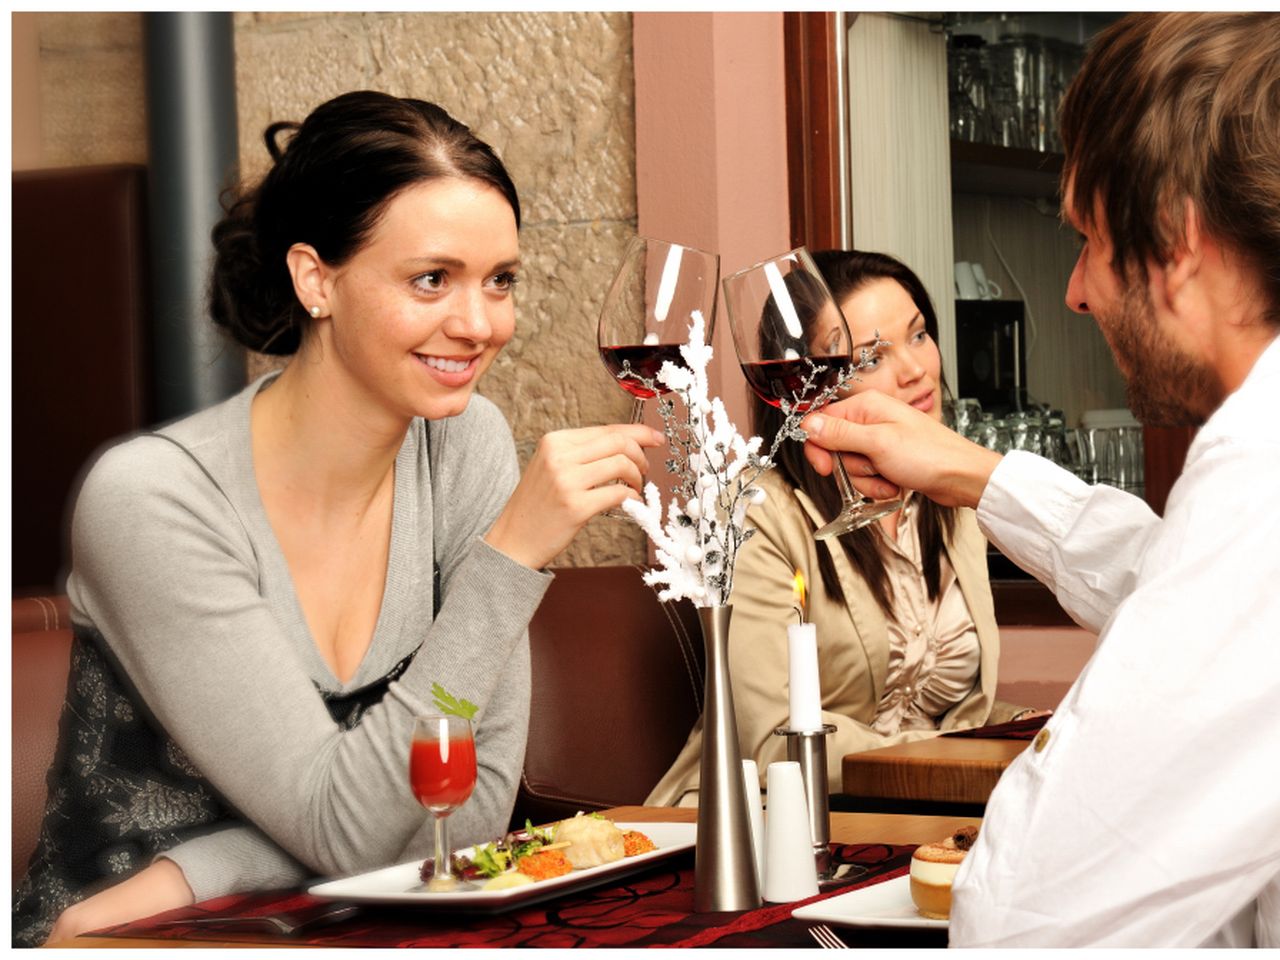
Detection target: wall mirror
<box><xmin>784</xmin><ymin>11</ymin><xmax>1194</xmax><ymax>529</ymax></box>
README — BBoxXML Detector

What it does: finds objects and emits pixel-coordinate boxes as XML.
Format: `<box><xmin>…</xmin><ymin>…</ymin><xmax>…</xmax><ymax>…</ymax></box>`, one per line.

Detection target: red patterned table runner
<box><xmin>94</xmin><ymin>843</ymin><xmax>939</xmax><ymax>948</ymax></box>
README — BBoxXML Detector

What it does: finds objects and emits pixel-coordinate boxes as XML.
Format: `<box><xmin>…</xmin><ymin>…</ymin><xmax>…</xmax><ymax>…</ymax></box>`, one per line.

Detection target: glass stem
<box><xmin>431</xmin><ymin>813</ymin><xmax>451</xmax><ymax>882</ymax></box>
<box><xmin>602</xmin><ymin>398</ymin><xmax>648</xmax><ymax>521</ymax></box>
<box><xmin>832</xmin><ymin>455</ymin><xmax>866</xmax><ymax>508</ymax></box>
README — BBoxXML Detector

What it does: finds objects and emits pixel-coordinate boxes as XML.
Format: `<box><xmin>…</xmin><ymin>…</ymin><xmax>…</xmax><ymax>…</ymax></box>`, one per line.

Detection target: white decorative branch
<box><xmin>618</xmin><ymin>311</ymin><xmax>881</xmax><ymax>607</ymax></box>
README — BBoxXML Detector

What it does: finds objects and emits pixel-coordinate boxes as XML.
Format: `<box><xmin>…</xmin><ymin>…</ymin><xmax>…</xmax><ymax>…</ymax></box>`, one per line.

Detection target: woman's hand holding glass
<box><xmin>485</xmin><ymin>423</ymin><xmax>665</xmax><ymax>570</ymax></box>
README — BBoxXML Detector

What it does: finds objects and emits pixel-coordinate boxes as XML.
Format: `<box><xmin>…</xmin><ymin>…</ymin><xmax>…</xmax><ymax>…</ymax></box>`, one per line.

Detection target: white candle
<box><xmin>787</xmin><ymin>622</ymin><xmax>822</xmax><ymax>732</ymax></box>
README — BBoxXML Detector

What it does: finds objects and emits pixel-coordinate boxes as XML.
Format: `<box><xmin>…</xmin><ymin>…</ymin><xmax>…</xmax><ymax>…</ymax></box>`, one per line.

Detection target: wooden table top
<box><xmin>55</xmin><ymin>805</ymin><xmax>979</xmax><ymax>949</ymax></box>
<box><xmin>604</xmin><ymin>804</ymin><xmax>980</xmax><ymax>846</ymax></box>
<box><xmin>842</xmin><ymin>736</ymin><xmax>1029</xmax><ymax>805</ymax></box>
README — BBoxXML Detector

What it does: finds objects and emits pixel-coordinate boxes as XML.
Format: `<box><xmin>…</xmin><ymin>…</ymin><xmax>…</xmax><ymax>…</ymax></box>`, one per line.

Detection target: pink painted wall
<box><xmin>633</xmin><ymin>11</ymin><xmax>791</xmax><ymax>435</ymax></box>
<box><xmin>996</xmin><ymin>625</ymin><xmax>1097</xmax><ymax>711</ymax></box>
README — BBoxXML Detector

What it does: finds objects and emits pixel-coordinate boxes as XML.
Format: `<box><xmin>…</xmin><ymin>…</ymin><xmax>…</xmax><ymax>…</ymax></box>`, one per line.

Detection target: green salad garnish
<box><xmin>465</xmin><ymin>820</ymin><xmax>557</xmax><ymax>878</ymax></box>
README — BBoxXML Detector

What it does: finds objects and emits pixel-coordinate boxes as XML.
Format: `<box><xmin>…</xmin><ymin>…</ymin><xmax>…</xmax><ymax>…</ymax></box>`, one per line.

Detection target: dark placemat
<box><xmin>940</xmin><ymin>713</ymin><xmax>1048</xmax><ymax>740</ymax></box>
<box><xmin>94</xmin><ymin>843</ymin><xmax>920</xmax><ymax>948</ymax></box>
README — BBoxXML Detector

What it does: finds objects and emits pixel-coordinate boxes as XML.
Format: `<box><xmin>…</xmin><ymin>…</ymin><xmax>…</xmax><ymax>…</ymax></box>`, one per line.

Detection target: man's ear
<box><xmin>1159</xmin><ymin>199</ymin><xmax>1205</xmax><ymax>306</ymax></box>
<box><xmin>286</xmin><ymin>243</ymin><xmax>331</xmax><ymax>319</ymax></box>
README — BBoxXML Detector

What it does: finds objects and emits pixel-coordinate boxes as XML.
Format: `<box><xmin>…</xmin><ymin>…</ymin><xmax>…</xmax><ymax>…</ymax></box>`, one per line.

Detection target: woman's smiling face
<box><xmin>319</xmin><ymin>176</ymin><xmax>520</xmax><ymax>422</ymax></box>
<box><xmin>839</xmin><ymin>277</ymin><xmax>943</xmax><ymax>421</ymax></box>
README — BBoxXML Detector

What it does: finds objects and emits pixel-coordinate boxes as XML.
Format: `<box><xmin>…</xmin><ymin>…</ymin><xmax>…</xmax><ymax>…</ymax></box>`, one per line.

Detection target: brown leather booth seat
<box><xmin>11</xmin><ymin>597</ymin><xmax>73</xmax><ymax>885</ymax></box>
<box><xmin>517</xmin><ymin>566</ymin><xmax>705</xmax><ymax>827</ymax></box>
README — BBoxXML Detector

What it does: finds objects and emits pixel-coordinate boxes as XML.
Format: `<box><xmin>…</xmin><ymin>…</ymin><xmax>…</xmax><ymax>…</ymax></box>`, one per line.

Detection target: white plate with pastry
<box><xmin>792</xmin><ymin>875</ymin><xmax>949</xmax><ymax>930</ymax></box>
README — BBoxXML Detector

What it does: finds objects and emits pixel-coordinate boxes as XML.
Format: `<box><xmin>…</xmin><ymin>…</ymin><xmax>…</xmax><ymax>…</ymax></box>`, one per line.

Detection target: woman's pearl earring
<box><xmin>309</xmin><ymin>306</ymin><xmax>322</xmax><ymax>318</ymax></box>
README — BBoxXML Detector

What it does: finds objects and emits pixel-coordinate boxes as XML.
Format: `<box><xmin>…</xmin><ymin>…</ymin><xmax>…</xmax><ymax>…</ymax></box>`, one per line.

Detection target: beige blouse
<box><xmin>872</xmin><ymin>494</ymin><xmax>981</xmax><ymax>735</ymax></box>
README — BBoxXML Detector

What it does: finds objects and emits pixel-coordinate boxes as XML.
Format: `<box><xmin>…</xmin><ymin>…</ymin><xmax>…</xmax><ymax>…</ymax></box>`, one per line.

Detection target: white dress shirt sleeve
<box><xmin>951</xmin><ymin>440</ymin><xmax>1280</xmax><ymax>946</ymax></box>
<box><xmin>975</xmin><ymin>450</ymin><xmax>1163</xmax><ymax>633</ymax></box>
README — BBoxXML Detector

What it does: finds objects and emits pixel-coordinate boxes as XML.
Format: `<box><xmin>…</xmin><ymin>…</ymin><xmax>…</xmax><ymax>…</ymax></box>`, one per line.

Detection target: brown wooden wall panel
<box><xmin>1143</xmin><ymin>425</ymin><xmax>1195</xmax><ymax>516</ymax></box>
<box><xmin>12</xmin><ymin>164</ymin><xmax>152</xmax><ymax>592</ymax></box>
<box><xmin>784</xmin><ymin>11</ymin><xmax>843</xmax><ymax>252</ymax></box>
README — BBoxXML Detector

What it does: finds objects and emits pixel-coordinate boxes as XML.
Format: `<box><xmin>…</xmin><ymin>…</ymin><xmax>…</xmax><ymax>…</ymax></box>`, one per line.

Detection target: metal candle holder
<box><xmin>773</xmin><ymin>723</ymin><xmax>838</xmax><ymax>880</ymax></box>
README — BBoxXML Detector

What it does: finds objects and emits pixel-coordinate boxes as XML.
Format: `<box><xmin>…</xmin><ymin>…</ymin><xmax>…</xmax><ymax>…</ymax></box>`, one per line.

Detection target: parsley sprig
<box><xmin>431</xmin><ymin>682</ymin><xmax>478</xmax><ymax>720</ymax></box>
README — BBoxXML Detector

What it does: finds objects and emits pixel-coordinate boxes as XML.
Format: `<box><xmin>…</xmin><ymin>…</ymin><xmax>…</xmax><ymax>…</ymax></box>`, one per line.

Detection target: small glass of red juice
<box><xmin>410</xmin><ymin>715</ymin><xmax>477</xmax><ymax>891</ymax></box>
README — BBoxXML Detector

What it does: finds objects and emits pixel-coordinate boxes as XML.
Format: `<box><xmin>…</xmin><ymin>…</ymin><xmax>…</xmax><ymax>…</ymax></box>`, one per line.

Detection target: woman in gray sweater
<box><xmin>14</xmin><ymin>91</ymin><xmax>662</xmax><ymax>946</ymax></box>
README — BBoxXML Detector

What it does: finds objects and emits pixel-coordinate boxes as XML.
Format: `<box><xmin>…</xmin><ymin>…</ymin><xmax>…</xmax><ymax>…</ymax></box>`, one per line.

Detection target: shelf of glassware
<box><xmin>949</xmin><ymin>140</ymin><xmax>1064</xmax><ymax>199</ymax></box>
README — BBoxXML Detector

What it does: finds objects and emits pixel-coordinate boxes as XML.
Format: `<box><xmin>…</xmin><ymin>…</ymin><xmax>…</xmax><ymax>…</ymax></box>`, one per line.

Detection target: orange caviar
<box><xmin>516</xmin><ymin>849</ymin><xmax>572</xmax><ymax>881</ymax></box>
<box><xmin>623</xmin><ymin>830</ymin><xmax>656</xmax><ymax>856</ymax></box>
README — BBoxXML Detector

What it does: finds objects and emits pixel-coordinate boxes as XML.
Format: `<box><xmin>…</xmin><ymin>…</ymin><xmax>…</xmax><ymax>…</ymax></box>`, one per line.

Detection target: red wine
<box><xmin>741</xmin><ymin>356</ymin><xmax>851</xmax><ymax>411</ymax></box>
<box><xmin>599</xmin><ymin>344</ymin><xmax>684</xmax><ymax>399</ymax></box>
<box><xmin>410</xmin><ymin>736</ymin><xmax>477</xmax><ymax>812</ymax></box>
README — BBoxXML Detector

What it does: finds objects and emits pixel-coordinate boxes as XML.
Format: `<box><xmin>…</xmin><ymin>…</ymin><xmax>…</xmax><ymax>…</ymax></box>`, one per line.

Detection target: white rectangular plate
<box><xmin>308</xmin><ymin>822</ymin><xmax>695</xmax><ymax>913</ymax></box>
<box><xmin>792</xmin><ymin>875</ymin><xmax>948</xmax><ymax>930</ymax></box>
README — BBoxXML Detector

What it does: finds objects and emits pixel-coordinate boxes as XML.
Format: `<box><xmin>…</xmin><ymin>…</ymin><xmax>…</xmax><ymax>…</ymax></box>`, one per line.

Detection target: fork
<box><xmin>808</xmin><ymin>922</ymin><xmax>848</xmax><ymax>949</ymax></box>
<box><xmin>151</xmin><ymin>902</ymin><xmax>358</xmax><ymax>936</ymax></box>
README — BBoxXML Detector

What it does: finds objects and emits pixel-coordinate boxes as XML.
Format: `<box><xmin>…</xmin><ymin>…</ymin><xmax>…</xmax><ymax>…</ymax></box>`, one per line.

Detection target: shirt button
<box><xmin>1034</xmin><ymin>729</ymin><xmax>1051</xmax><ymax>753</ymax></box>
<box><xmin>914</xmin><ymin>625</ymin><xmax>923</xmax><ymax>635</ymax></box>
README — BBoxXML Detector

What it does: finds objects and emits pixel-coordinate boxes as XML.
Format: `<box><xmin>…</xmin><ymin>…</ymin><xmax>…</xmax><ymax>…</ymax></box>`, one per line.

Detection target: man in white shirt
<box><xmin>798</xmin><ymin>13</ymin><xmax>1280</xmax><ymax>947</ymax></box>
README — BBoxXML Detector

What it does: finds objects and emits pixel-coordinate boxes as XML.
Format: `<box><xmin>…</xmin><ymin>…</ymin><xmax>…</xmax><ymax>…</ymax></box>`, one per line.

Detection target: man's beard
<box><xmin>1099</xmin><ymin>284</ymin><xmax>1222</xmax><ymax>428</ymax></box>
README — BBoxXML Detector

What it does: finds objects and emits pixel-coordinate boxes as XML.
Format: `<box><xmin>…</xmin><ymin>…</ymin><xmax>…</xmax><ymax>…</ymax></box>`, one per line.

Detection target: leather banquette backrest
<box><xmin>517</xmin><ymin>566</ymin><xmax>705</xmax><ymax>827</ymax></box>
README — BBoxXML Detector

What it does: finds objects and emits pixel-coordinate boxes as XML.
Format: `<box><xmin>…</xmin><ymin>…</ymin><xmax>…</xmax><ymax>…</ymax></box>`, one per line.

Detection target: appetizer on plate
<box><xmin>418</xmin><ymin>814</ymin><xmax>657</xmax><ymax>891</ymax></box>
<box><xmin>554</xmin><ymin>813</ymin><xmax>626</xmax><ymax>868</ymax></box>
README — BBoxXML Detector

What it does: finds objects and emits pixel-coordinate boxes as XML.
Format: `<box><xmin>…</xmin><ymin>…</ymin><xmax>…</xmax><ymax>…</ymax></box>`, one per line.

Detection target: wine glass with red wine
<box><xmin>410</xmin><ymin>715</ymin><xmax>477</xmax><ymax>891</ymax></box>
<box><xmin>723</xmin><ymin>248</ymin><xmax>902</xmax><ymax>539</ymax></box>
<box><xmin>597</xmin><ymin>236</ymin><xmax>720</xmax><ymax>420</ymax></box>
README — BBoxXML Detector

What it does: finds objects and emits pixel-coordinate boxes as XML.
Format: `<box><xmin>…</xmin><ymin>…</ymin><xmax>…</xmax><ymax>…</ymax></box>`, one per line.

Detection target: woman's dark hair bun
<box><xmin>208</xmin><ymin>91</ymin><xmax>520</xmax><ymax>356</ymax></box>
<box><xmin>264</xmin><ymin>121</ymin><xmax>300</xmax><ymax>163</ymax></box>
<box><xmin>209</xmin><ymin>188</ymin><xmax>304</xmax><ymax>355</ymax></box>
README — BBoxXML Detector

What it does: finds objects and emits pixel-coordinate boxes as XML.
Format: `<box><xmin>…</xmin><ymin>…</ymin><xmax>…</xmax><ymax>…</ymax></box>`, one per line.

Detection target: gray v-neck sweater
<box><xmin>63</xmin><ymin>374</ymin><xmax>551</xmax><ymax>900</ymax></box>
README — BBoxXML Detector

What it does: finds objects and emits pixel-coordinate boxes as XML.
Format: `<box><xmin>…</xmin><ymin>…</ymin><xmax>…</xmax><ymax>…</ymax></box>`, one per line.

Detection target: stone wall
<box><xmin>36</xmin><ymin>13</ymin><xmax>148</xmax><ymax>165</ymax></box>
<box><xmin>32</xmin><ymin>11</ymin><xmax>646</xmax><ymax>566</ymax></box>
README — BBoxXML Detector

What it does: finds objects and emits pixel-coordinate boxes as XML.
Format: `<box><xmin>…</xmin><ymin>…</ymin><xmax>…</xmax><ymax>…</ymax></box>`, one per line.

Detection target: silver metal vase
<box><xmin>693</xmin><ymin>604</ymin><xmax>762</xmax><ymax>912</ymax></box>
